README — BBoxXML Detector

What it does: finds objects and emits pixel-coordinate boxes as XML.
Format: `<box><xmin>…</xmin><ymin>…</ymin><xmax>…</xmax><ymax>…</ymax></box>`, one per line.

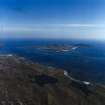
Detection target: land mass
<box><xmin>0</xmin><ymin>55</ymin><xmax>104</xmax><ymax>105</ymax></box>
<box><xmin>32</xmin><ymin>44</ymin><xmax>91</xmax><ymax>52</ymax></box>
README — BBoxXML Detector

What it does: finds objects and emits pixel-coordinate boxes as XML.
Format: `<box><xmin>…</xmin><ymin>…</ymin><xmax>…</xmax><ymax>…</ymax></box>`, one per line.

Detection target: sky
<box><xmin>0</xmin><ymin>0</ymin><xmax>105</xmax><ymax>39</ymax></box>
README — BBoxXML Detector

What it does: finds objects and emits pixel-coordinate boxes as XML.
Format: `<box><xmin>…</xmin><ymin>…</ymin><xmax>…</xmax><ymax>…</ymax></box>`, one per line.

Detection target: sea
<box><xmin>0</xmin><ymin>38</ymin><xmax>105</xmax><ymax>84</ymax></box>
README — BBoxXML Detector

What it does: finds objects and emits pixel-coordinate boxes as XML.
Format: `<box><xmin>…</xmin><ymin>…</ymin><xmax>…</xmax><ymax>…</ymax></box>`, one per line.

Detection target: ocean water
<box><xmin>0</xmin><ymin>39</ymin><xmax>105</xmax><ymax>84</ymax></box>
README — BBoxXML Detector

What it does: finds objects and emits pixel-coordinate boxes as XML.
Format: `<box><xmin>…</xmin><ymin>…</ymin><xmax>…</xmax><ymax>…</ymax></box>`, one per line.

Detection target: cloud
<box><xmin>1</xmin><ymin>23</ymin><xmax>105</xmax><ymax>40</ymax></box>
<box><xmin>1</xmin><ymin>24</ymin><xmax>105</xmax><ymax>33</ymax></box>
<box><xmin>60</xmin><ymin>24</ymin><xmax>105</xmax><ymax>27</ymax></box>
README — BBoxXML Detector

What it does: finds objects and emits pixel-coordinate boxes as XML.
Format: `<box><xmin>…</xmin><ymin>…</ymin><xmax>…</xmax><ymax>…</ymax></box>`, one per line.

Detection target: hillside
<box><xmin>0</xmin><ymin>55</ymin><xmax>104</xmax><ymax>105</ymax></box>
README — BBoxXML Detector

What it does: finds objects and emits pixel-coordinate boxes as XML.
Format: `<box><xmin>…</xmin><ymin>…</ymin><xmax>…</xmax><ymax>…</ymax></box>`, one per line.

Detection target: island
<box><xmin>31</xmin><ymin>43</ymin><xmax>92</xmax><ymax>52</ymax></box>
<box><xmin>0</xmin><ymin>54</ymin><xmax>104</xmax><ymax>105</ymax></box>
